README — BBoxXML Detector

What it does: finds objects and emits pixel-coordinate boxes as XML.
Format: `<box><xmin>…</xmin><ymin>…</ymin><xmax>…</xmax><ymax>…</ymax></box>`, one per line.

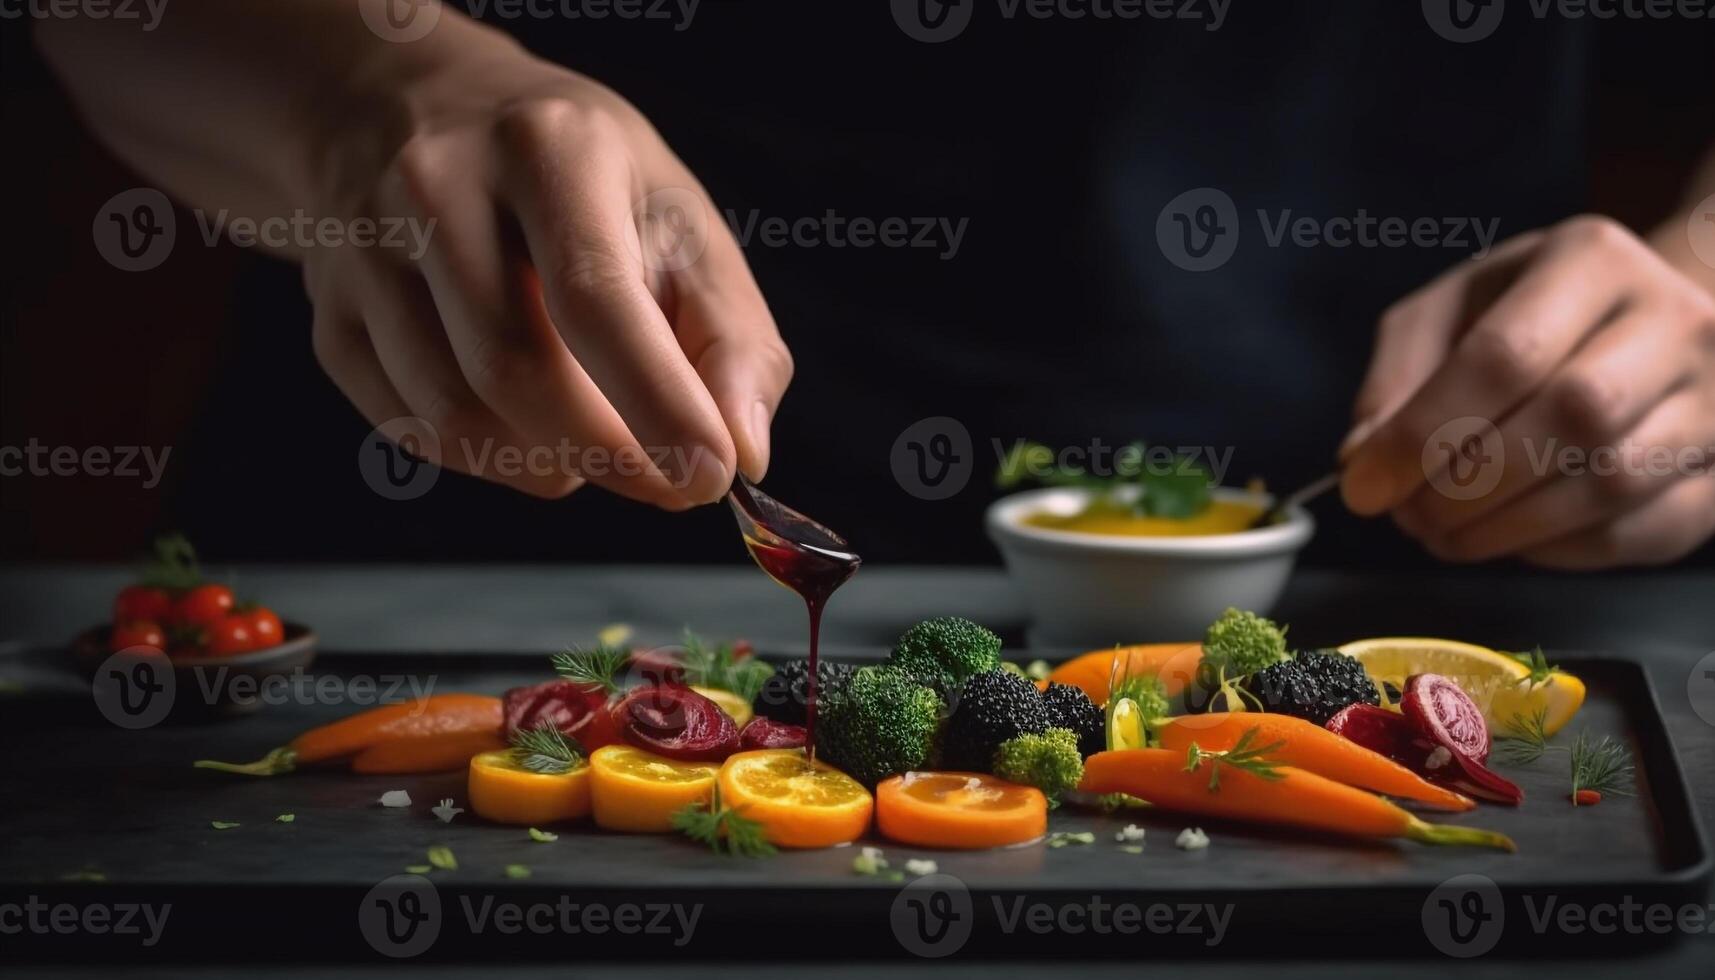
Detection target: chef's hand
<box><xmin>1340</xmin><ymin>215</ymin><xmax>1715</xmax><ymax>569</ymax></box>
<box><xmin>305</xmin><ymin>42</ymin><xmax>788</xmax><ymax>507</ymax></box>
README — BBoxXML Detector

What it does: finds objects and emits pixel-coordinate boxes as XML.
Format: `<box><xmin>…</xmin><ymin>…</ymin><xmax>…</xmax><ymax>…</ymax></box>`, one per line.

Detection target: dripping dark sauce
<box><xmin>730</xmin><ymin>481</ymin><xmax>859</xmax><ymax>758</ymax></box>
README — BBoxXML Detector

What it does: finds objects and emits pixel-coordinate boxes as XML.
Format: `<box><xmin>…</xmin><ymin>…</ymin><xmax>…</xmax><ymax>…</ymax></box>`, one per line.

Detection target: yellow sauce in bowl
<box><xmin>1022</xmin><ymin>498</ymin><xmax>1266</xmax><ymax>537</ymax></box>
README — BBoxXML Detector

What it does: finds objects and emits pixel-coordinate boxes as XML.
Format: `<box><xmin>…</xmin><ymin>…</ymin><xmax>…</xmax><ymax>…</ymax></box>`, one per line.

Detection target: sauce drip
<box><xmin>729</xmin><ymin>479</ymin><xmax>860</xmax><ymax>757</ymax></box>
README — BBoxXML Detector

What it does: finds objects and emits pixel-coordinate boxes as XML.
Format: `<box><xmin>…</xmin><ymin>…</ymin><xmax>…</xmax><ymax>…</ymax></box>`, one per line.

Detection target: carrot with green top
<box><xmin>1155</xmin><ymin>713</ymin><xmax>1475</xmax><ymax>811</ymax></box>
<box><xmin>194</xmin><ymin>694</ymin><xmax>503</xmax><ymax>776</ymax></box>
<box><xmin>1079</xmin><ymin>743</ymin><xmax>1515</xmax><ymax>851</ymax></box>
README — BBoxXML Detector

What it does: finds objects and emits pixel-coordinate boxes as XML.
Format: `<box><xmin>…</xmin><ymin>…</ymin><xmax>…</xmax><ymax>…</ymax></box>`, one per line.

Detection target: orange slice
<box><xmin>716</xmin><ymin>749</ymin><xmax>872</xmax><ymax>848</ymax></box>
<box><xmin>467</xmin><ymin>749</ymin><xmax>591</xmax><ymax>825</ymax></box>
<box><xmin>875</xmin><ymin>771</ymin><xmax>1047</xmax><ymax>849</ymax></box>
<box><xmin>589</xmin><ymin>744</ymin><xmax>718</xmax><ymax>832</ymax></box>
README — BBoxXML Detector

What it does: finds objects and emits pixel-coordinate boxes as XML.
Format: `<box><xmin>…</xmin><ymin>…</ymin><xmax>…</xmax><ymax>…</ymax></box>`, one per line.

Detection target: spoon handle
<box><xmin>1254</xmin><ymin>470</ymin><xmax>1341</xmax><ymax>528</ymax></box>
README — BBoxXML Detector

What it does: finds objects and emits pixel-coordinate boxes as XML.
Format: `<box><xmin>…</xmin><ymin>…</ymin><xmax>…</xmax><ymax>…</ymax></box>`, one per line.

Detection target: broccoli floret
<box><xmin>814</xmin><ymin>666</ymin><xmax>943</xmax><ymax>787</ymax></box>
<box><xmin>1200</xmin><ymin>607</ymin><xmax>1288</xmax><ymax>678</ymax></box>
<box><xmin>940</xmin><ymin>669</ymin><xmax>1051</xmax><ymax>771</ymax></box>
<box><xmin>992</xmin><ymin>728</ymin><xmax>1084</xmax><ymax>805</ymax></box>
<box><xmin>1109</xmin><ymin>672</ymin><xmax>1171</xmax><ymax>732</ymax></box>
<box><xmin>889</xmin><ymin>617</ymin><xmax>1002</xmax><ymax>691</ymax></box>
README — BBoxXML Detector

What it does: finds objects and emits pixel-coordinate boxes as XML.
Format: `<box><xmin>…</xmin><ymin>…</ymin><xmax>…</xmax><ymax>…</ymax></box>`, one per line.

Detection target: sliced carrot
<box><xmin>875</xmin><ymin>771</ymin><xmax>1047</xmax><ymax>849</ymax></box>
<box><xmin>1155</xmin><ymin>713</ymin><xmax>1475</xmax><ymax>811</ymax></box>
<box><xmin>588</xmin><ymin>744</ymin><xmax>718</xmax><ymax>833</ymax></box>
<box><xmin>194</xmin><ymin>694</ymin><xmax>504</xmax><ymax>775</ymax></box>
<box><xmin>468</xmin><ymin>750</ymin><xmax>592</xmax><ymax>825</ymax></box>
<box><xmin>350</xmin><ymin>730</ymin><xmax>507</xmax><ymax>774</ymax></box>
<box><xmin>717</xmin><ymin>749</ymin><xmax>872</xmax><ymax>848</ymax></box>
<box><xmin>1079</xmin><ymin>749</ymin><xmax>1514</xmax><ymax>850</ymax></box>
<box><xmin>1047</xmin><ymin>643</ymin><xmax>1202</xmax><ymax>703</ymax></box>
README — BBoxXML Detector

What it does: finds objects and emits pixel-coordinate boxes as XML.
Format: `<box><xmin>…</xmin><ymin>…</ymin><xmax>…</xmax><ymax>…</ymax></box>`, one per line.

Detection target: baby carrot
<box><xmin>1155</xmin><ymin>713</ymin><xmax>1475</xmax><ymax>811</ymax></box>
<box><xmin>350</xmin><ymin>730</ymin><xmax>508</xmax><ymax>774</ymax></box>
<box><xmin>1079</xmin><ymin>748</ymin><xmax>1515</xmax><ymax>851</ymax></box>
<box><xmin>194</xmin><ymin>694</ymin><xmax>503</xmax><ymax>776</ymax></box>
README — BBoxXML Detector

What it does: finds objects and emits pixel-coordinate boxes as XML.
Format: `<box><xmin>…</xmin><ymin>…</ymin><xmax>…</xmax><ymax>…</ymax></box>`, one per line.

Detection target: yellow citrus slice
<box><xmin>589</xmin><ymin>744</ymin><xmax>718</xmax><ymax>832</ymax></box>
<box><xmin>467</xmin><ymin>750</ymin><xmax>590</xmax><ymax>826</ymax></box>
<box><xmin>717</xmin><ymin>749</ymin><xmax>872</xmax><ymax>848</ymax></box>
<box><xmin>1338</xmin><ymin>637</ymin><xmax>1584</xmax><ymax>736</ymax></box>
<box><xmin>691</xmin><ymin>686</ymin><xmax>753</xmax><ymax>729</ymax></box>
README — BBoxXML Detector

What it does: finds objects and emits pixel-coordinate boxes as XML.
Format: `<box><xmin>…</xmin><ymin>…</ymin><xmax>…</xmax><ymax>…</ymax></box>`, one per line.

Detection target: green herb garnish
<box><xmin>551</xmin><ymin>644</ymin><xmax>632</xmax><ymax>695</ymax></box>
<box><xmin>509</xmin><ymin>722</ymin><xmax>585</xmax><ymax>775</ymax></box>
<box><xmin>504</xmin><ymin>864</ymin><xmax>532</xmax><ymax>879</ymax></box>
<box><xmin>275</xmin><ymin>813</ymin><xmax>295</xmax><ymax>823</ymax></box>
<box><xmin>139</xmin><ymin>533</ymin><xmax>203</xmax><ymax>591</ymax></box>
<box><xmin>671</xmin><ymin>786</ymin><xmax>775</xmax><ymax>858</ymax></box>
<box><xmin>996</xmin><ymin>440</ymin><xmax>1212</xmax><ymax>518</ymax></box>
<box><xmin>210</xmin><ymin>821</ymin><xmax>240</xmax><ymax>830</ymax></box>
<box><xmin>679</xmin><ymin>630</ymin><xmax>774</xmax><ymax>703</ymax></box>
<box><xmin>426</xmin><ymin>846</ymin><xmax>457</xmax><ymax>871</ymax></box>
<box><xmin>1570</xmin><ymin>731</ymin><xmax>1634</xmax><ymax>801</ymax></box>
<box><xmin>1495</xmin><ymin>707</ymin><xmax>1551</xmax><ymax>765</ymax></box>
<box><xmin>1046</xmin><ymin>831</ymin><xmax>1096</xmax><ymax>848</ymax></box>
<box><xmin>527</xmin><ymin>828</ymin><xmax>558</xmax><ymax>843</ymax></box>
<box><xmin>1183</xmin><ymin>726</ymin><xmax>1286</xmax><ymax>791</ymax></box>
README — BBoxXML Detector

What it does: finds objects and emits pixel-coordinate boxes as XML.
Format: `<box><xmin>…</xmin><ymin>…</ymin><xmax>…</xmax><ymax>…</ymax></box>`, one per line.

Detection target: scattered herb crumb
<box><xmin>426</xmin><ymin>846</ymin><xmax>458</xmax><ymax>871</ymax></box>
<box><xmin>1114</xmin><ymin>824</ymin><xmax>1146</xmax><ymax>843</ymax></box>
<box><xmin>504</xmin><ymin>864</ymin><xmax>532</xmax><ymax>879</ymax></box>
<box><xmin>853</xmin><ymin>846</ymin><xmax>888</xmax><ymax>876</ymax></box>
<box><xmin>275</xmin><ymin>814</ymin><xmax>295</xmax><ymax>823</ymax></box>
<box><xmin>60</xmin><ymin>870</ymin><xmax>107</xmax><ymax>883</ymax></box>
<box><xmin>528</xmin><ymin>828</ymin><xmax>558</xmax><ymax>843</ymax></box>
<box><xmin>1175</xmin><ymin>827</ymin><xmax>1211</xmax><ymax>850</ymax></box>
<box><xmin>432</xmin><ymin>799</ymin><xmax>465</xmax><ymax>824</ymax></box>
<box><xmin>210</xmin><ymin>821</ymin><xmax>240</xmax><ymax>830</ymax></box>
<box><xmin>379</xmin><ymin>790</ymin><xmax>412</xmax><ymax>808</ymax></box>
<box><xmin>1118</xmin><ymin>845</ymin><xmax>1145</xmax><ymax>855</ymax></box>
<box><xmin>404</xmin><ymin>865</ymin><xmax>432</xmax><ymax>875</ymax></box>
<box><xmin>1047</xmin><ymin>831</ymin><xmax>1095</xmax><ymax>848</ymax></box>
<box><xmin>903</xmin><ymin>858</ymin><xmax>938</xmax><ymax>876</ymax></box>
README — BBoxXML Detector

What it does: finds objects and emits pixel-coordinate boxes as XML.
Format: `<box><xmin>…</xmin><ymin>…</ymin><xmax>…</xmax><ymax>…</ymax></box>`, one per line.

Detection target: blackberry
<box><xmin>940</xmin><ymin>669</ymin><xmax>1051</xmax><ymax>771</ymax></box>
<box><xmin>1040</xmin><ymin>683</ymin><xmax>1105</xmax><ymax>758</ymax></box>
<box><xmin>752</xmin><ymin>658</ymin><xmax>855</xmax><ymax>727</ymax></box>
<box><xmin>1244</xmin><ymin>650</ymin><xmax>1379</xmax><ymax>725</ymax></box>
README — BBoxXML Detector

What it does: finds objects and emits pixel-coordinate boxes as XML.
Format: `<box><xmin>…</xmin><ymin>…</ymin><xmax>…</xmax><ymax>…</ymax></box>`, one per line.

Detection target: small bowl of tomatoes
<box><xmin>70</xmin><ymin>536</ymin><xmax>317</xmax><ymax>716</ymax></box>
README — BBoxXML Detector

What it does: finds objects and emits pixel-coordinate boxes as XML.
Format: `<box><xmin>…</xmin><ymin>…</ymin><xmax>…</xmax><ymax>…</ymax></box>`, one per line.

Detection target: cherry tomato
<box><xmin>173</xmin><ymin>584</ymin><xmax>235</xmax><ymax>628</ymax></box>
<box><xmin>204</xmin><ymin>615</ymin><xmax>255</xmax><ymax>656</ymax></box>
<box><xmin>110</xmin><ymin>619</ymin><xmax>167</xmax><ymax>653</ymax></box>
<box><xmin>244</xmin><ymin>607</ymin><xmax>283</xmax><ymax>650</ymax></box>
<box><xmin>114</xmin><ymin>585</ymin><xmax>173</xmax><ymax>624</ymax></box>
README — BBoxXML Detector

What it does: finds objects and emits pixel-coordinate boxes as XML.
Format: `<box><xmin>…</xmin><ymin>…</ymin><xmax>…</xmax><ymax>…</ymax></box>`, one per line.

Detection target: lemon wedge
<box><xmin>1338</xmin><ymin>637</ymin><xmax>1584</xmax><ymax>737</ymax></box>
<box><xmin>690</xmin><ymin>685</ymin><xmax>753</xmax><ymax>728</ymax></box>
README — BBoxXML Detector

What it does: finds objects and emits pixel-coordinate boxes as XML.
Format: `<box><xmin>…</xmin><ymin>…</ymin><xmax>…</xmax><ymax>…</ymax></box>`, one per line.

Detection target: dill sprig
<box><xmin>1570</xmin><ymin>731</ymin><xmax>1634</xmax><ymax>802</ymax></box>
<box><xmin>551</xmin><ymin>644</ymin><xmax>632</xmax><ymax>695</ymax></box>
<box><xmin>671</xmin><ymin>786</ymin><xmax>775</xmax><ymax>858</ymax></box>
<box><xmin>1183</xmin><ymin>726</ymin><xmax>1287</xmax><ymax>791</ymax></box>
<box><xmin>679</xmin><ymin>630</ymin><xmax>774</xmax><ymax>703</ymax></box>
<box><xmin>1495</xmin><ymin>707</ymin><xmax>1552</xmax><ymax>766</ymax></box>
<box><xmin>508</xmin><ymin>722</ymin><xmax>585</xmax><ymax>775</ymax></box>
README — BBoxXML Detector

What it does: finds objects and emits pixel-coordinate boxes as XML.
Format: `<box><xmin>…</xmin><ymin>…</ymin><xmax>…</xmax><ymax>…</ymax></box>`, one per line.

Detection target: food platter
<box><xmin>0</xmin><ymin>649</ymin><xmax>1704</xmax><ymax>963</ymax></box>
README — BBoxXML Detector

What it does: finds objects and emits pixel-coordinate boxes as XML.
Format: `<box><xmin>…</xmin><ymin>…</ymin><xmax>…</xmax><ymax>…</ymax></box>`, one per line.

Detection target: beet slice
<box><xmin>1402</xmin><ymin>673</ymin><xmax>1491</xmax><ymax>763</ymax></box>
<box><xmin>503</xmin><ymin>678</ymin><xmax>607</xmax><ymax>736</ymax></box>
<box><xmin>1326</xmin><ymin>700</ymin><xmax>1522</xmax><ymax>805</ymax></box>
<box><xmin>1326</xmin><ymin>703</ymin><xmax>1420</xmax><ymax>761</ymax></box>
<box><xmin>738</xmin><ymin>717</ymin><xmax>807</xmax><ymax>751</ymax></box>
<box><xmin>628</xmin><ymin>648</ymin><xmax>687</xmax><ymax>686</ymax></box>
<box><xmin>612</xmin><ymin>684</ymin><xmax>739</xmax><ymax>762</ymax></box>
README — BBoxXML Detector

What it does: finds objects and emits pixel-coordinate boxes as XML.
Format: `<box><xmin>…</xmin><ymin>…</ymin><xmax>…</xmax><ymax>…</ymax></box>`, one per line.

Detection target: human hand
<box><xmin>304</xmin><ymin>32</ymin><xmax>789</xmax><ymax>506</ymax></box>
<box><xmin>1340</xmin><ymin>215</ymin><xmax>1715</xmax><ymax>568</ymax></box>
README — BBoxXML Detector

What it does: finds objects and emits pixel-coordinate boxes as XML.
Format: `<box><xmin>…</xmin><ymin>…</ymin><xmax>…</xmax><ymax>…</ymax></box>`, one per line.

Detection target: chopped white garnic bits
<box><xmin>1175</xmin><ymin>827</ymin><xmax>1210</xmax><ymax>851</ymax></box>
<box><xmin>904</xmin><ymin>859</ymin><xmax>939</xmax><ymax>876</ymax></box>
<box><xmin>1424</xmin><ymin>746</ymin><xmax>1453</xmax><ymax>771</ymax></box>
<box><xmin>431</xmin><ymin>799</ymin><xmax>465</xmax><ymax>823</ymax></box>
<box><xmin>379</xmin><ymin>790</ymin><xmax>412</xmax><ymax>808</ymax></box>
<box><xmin>1115</xmin><ymin>824</ymin><xmax>1146</xmax><ymax>843</ymax></box>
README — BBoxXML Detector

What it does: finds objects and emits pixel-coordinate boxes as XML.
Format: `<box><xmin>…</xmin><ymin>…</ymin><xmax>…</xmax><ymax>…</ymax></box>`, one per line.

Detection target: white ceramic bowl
<box><xmin>985</xmin><ymin>487</ymin><xmax>1314</xmax><ymax>648</ymax></box>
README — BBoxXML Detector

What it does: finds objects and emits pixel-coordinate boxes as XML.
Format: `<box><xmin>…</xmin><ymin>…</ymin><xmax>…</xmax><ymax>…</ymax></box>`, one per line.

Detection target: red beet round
<box><xmin>1401</xmin><ymin>673</ymin><xmax>1491</xmax><ymax>763</ymax></box>
<box><xmin>738</xmin><ymin>717</ymin><xmax>807</xmax><ymax>751</ymax></box>
<box><xmin>612</xmin><ymin>684</ymin><xmax>738</xmax><ymax>762</ymax></box>
<box><xmin>1325</xmin><ymin>703</ymin><xmax>1421</xmax><ymax>762</ymax></box>
<box><xmin>503</xmin><ymin>678</ymin><xmax>608</xmax><ymax>737</ymax></box>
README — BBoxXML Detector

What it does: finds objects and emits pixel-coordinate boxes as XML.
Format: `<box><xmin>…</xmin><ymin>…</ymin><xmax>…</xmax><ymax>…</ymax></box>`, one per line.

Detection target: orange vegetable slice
<box><xmin>875</xmin><ymin>771</ymin><xmax>1047</xmax><ymax>849</ymax></box>
<box><xmin>468</xmin><ymin>750</ymin><xmax>591</xmax><ymax>825</ymax></box>
<box><xmin>351</xmin><ymin>730</ymin><xmax>508</xmax><ymax>774</ymax></box>
<box><xmin>589</xmin><ymin>744</ymin><xmax>718</xmax><ymax>833</ymax></box>
<box><xmin>716</xmin><ymin>749</ymin><xmax>872</xmax><ymax>848</ymax></box>
<box><xmin>1047</xmin><ymin>643</ymin><xmax>1201</xmax><ymax>703</ymax></box>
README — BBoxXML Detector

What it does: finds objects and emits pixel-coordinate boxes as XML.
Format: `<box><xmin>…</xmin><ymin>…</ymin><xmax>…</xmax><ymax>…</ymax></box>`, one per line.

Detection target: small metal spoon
<box><xmin>1248</xmin><ymin>470</ymin><xmax>1341</xmax><ymax>529</ymax></box>
<box><xmin>727</xmin><ymin>476</ymin><xmax>860</xmax><ymax>563</ymax></box>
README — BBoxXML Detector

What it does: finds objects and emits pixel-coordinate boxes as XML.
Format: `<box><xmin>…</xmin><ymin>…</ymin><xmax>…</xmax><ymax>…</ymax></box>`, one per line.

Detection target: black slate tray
<box><xmin>0</xmin><ymin>651</ymin><xmax>1707</xmax><ymax>963</ymax></box>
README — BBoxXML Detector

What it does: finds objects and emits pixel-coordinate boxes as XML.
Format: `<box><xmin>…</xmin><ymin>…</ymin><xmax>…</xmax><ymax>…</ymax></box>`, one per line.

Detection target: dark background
<box><xmin>2</xmin><ymin>2</ymin><xmax>1712</xmax><ymax>568</ymax></box>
